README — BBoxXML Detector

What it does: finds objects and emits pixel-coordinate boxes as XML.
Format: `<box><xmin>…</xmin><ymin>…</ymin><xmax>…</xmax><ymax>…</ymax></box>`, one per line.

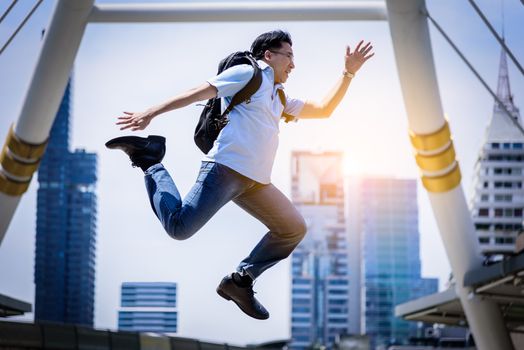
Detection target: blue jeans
<box><xmin>144</xmin><ymin>161</ymin><xmax>307</xmax><ymax>280</ymax></box>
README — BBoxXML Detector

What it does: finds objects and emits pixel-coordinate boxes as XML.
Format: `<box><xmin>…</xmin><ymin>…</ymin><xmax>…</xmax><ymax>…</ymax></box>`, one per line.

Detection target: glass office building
<box><xmin>348</xmin><ymin>178</ymin><xmax>438</xmax><ymax>348</ymax></box>
<box><xmin>35</xmin><ymin>79</ymin><xmax>97</xmax><ymax>326</ymax></box>
<box><xmin>290</xmin><ymin>151</ymin><xmax>350</xmax><ymax>349</ymax></box>
<box><xmin>470</xmin><ymin>49</ymin><xmax>524</xmax><ymax>255</ymax></box>
<box><xmin>118</xmin><ymin>282</ymin><xmax>178</xmax><ymax>333</ymax></box>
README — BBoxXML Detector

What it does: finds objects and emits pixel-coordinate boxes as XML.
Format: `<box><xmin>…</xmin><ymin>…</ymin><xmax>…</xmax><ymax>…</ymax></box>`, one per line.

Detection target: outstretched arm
<box><xmin>116</xmin><ymin>82</ymin><xmax>217</xmax><ymax>131</ymax></box>
<box><xmin>299</xmin><ymin>41</ymin><xmax>374</xmax><ymax>119</ymax></box>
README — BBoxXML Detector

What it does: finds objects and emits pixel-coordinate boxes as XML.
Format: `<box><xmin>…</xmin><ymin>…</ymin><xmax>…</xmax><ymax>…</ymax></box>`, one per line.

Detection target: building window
<box><xmin>489</xmin><ymin>155</ymin><xmax>524</xmax><ymax>161</ymax></box>
<box><xmin>493</xmin><ymin>167</ymin><xmax>519</xmax><ymax>175</ymax></box>
<box><xmin>503</xmin><ymin>143</ymin><xmax>511</xmax><ymax>149</ymax></box>
<box><xmin>329</xmin><ymin>289</ymin><xmax>348</xmax><ymax>295</ymax></box>
<box><xmin>515</xmin><ymin>208</ymin><xmax>523</xmax><ymax>217</ymax></box>
<box><xmin>475</xmin><ymin>223</ymin><xmax>490</xmax><ymax>230</ymax></box>
<box><xmin>483</xmin><ymin>182</ymin><xmax>489</xmax><ymax>188</ymax></box>
<box><xmin>479</xmin><ymin>237</ymin><xmax>489</xmax><ymax>244</ymax></box>
<box><xmin>292</xmin><ymin>307</ymin><xmax>310</xmax><ymax>313</ymax></box>
<box><xmin>478</xmin><ymin>208</ymin><xmax>489</xmax><ymax>217</ymax></box>
<box><xmin>495</xmin><ymin>194</ymin><xmax>512</xmax><ymax>202</ymax></box>
<box><xmin>481</xmin><ymin>194</ymin><xmax>489</xmax><ymax>201</ymax></box>
<box><xmin>294</xmin><ymin>336</ymin><xmax>310</xmax><ymax>342</ymax></box>
<box><xmin>515</xmin><ymin>224</ymin><xmax>523</xmax><ymax>231</ymax></box>
<box><xmin>494</xmin><ymin>209</ymin><xmax>503</xmax><ymax>217</ymax></box>
<box><xmin>327</xmin><ymin>318</ymin><xmax>348</xmax><ymax>324</ymax></box>
<box><xmin>495</xmin><ymin>181</ymin><xmax>521</xmax><ymax>189</ymax></box>
<box><xmin>328</xmin><ymin>280</ymin><xmax>348</xmax><ymax>286</ymax></box>
<box><xmin>492</xmin><ymin>143</ymin><xmax>500</xmax><ymax>149</ymax></box>
<box><xmin>293</xmin><ymin>289</ymin><xmax>310</xmax><ymax>295</ymax></box>
<box><xmin>513</xmin><ymin>143</ymin><xmax>523</xmax><ymax>149</ymax></box>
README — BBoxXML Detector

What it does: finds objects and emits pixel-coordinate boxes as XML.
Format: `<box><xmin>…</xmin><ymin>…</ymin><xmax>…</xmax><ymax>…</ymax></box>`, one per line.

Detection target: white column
<box><xmin>0</xmin><ymin>0</ymin><xmax>94</xmax><ymax>245</ymax></box>
<box><xmin>385</xmin><ymin>0</ymin><xmax>513</xmax><ymax>349</ymax></box>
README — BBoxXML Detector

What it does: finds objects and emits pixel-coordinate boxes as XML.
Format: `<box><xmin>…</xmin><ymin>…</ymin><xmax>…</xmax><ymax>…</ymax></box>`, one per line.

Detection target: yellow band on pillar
<box><xmin>421</xmin><ymin>163</ymin><xmax>462</xmax><ymax>193</ymax></box>
<box><xmin>0</xmin><ymin>172</ymin><xmax>31</xmax><ymax>197</ymax></box>
<box><xmin>0</xmin><ymin>145</ymin><xmax>40</xmax><ymax>178</ymax></box>
<box><xmin>409</xmin><ymin>121</ymin><xmax>450</xmax><ymax>152</ymax></box>
<box><xmin>415</xmin><ymin>143</ymin><xmax>456</xmax><ymax>172</ymax></box>
<box><xmin>0</xmin><ymin>124</ymin><xmax>47</xmax><ymax>196</ymax></box>
<box><xmin>6</xmin><ymin>124</ymin><xmax>48</xmax><ymax>160</ymax></box>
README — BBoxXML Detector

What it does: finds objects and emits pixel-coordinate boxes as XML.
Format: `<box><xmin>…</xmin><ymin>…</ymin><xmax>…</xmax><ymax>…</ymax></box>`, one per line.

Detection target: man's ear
<box><xmin>263</xmin><ymin>50</ymin><xmax>272</xmax><ymax>61</ymax></box>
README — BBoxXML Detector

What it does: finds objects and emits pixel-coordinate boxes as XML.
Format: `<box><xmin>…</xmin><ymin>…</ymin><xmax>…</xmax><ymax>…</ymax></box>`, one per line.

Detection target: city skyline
<box><xmin>1</xmin><ymin>0</ymin><xmax>523</xmax><ymax>346</ymax></box>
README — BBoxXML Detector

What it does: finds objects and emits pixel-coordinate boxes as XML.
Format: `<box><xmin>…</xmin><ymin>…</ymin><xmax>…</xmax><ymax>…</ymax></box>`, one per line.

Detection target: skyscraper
<box><xmin>118</xmin><ymin>282</ymin><xmax>178</xmax><ymax>333</ymax></box>
<box><xmin>348</xmin><ymin>177</ymin><xmax>438</xmax><ymax>348</ymax></box>
<box><xmin>470</xmin><ymin>48</ymin><xmax>523</xmax><ymax>255</ymax></box>
<box><xmin>290</xmin><ymin>151</ymin><xmax>350</xmax><ymax>349</ymax></box>
<box><xmin>34</xmin><ymin>79</ymin><xmax>97</xmax><ymax>326</ymax></box>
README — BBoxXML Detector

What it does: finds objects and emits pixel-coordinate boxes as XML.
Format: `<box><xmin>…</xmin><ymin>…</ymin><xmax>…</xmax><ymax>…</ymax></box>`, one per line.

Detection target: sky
<box><xmin>0</xmin><ymin>0</ymin><xmax>523</xmax><ymax>346</ymax></box>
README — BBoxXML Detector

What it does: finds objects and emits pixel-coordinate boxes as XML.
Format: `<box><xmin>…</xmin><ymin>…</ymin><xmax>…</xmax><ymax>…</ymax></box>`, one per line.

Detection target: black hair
<box><xmin>250</xmin><ymin>30</ymin><xmax>292</xmax><ymax>60</ymax></box>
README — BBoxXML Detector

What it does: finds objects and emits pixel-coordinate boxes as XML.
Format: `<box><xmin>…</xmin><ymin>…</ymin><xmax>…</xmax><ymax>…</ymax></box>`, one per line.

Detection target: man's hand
<box><xmin>345</xmin><ymin>40</ymin><xmax>374</xmax><ymax>75</ymax></box>
<box><xmin>116</xmin><ymin>110</ymin><xmax>155</xmax><ymax>131</ymax></box>
<box><xmin>299</xmin><ymin>40</ymin><xmax>374</xmax><ymax>119</ymax></box>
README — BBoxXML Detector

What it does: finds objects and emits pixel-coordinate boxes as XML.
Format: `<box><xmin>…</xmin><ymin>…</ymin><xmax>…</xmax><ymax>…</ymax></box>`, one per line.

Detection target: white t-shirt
<box><xmin>205</xmin><ymin>60</ymin><xmax>305</xmax><ymax>184</ymax></box>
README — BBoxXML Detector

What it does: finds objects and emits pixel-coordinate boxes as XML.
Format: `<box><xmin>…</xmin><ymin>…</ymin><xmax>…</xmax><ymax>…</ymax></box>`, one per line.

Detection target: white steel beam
<box><xmin>88</xmin><ymin>1</ymin><xmax>387</xmax><ymax>23</ymax></box>
<box><xmin>385</xmin><ymin>0</ymin><xmax>513</xmax><ymax>349</ymax></box>
<box><xmin>0</xmin><ymin>0</ymin><xmax>94</xmax><ymax>244</ymax></box>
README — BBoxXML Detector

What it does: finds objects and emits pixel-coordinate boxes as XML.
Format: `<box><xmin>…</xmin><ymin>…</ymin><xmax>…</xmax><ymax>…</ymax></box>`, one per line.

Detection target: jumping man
<box><xmin>106</xmin><ymin>30</ymin><xmax>374</xmax><ymax>320</ymax></box>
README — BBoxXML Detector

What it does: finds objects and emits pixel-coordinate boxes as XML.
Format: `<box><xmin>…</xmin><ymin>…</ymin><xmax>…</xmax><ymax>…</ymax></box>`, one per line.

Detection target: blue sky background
<box><xmin>0</xmin><ymin>0</ymin><xmax>523</xmax><ymax>345</ymax></box>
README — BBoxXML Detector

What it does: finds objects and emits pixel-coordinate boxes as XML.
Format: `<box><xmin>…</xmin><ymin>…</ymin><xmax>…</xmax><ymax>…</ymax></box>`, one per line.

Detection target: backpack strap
<box><xmin>277</xmin><ymin>88</ymin><xmax>296</xmax><ymax>123</ymax></box>
<box><xmin>222</xmin><ymin>53</ymin><xmax>262</xmax><ymax>117</ymax></box>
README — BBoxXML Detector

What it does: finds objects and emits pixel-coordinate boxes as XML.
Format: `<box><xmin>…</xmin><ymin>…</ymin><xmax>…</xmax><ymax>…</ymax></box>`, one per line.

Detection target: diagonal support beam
<box><xmin>386</xmin><ymin>0</ymin><xmax>513</xmax><ymax>349</ymax></box>
<box><xmin>0</xmin><ymin>0</ymin><xmax>94</xmax><ymax>245</ymax></box>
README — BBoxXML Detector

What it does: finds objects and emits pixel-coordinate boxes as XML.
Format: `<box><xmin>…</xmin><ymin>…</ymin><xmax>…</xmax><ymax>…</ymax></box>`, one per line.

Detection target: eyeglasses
<box><xmin>269</xmin><ymin>50</ymin><xmax>294</xmax><ymax>61</ymax></box>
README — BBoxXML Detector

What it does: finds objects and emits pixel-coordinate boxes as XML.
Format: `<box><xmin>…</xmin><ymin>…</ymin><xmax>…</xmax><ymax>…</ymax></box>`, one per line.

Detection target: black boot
<box><xmin>216</xmin><ymin>273</ymin><xmax>269</xmax><ymax>320</ymax></box>
<box><xmin>105</xmin><ymin>135</ymin><xmax>166</xmax><ymax>171</ymax></box>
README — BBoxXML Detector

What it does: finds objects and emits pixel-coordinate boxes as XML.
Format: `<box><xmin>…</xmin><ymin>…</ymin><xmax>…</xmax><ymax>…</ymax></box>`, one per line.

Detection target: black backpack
<box><xmin>194</xmin><ymin>51</ymin><xmax>262</xmax><ymax>154</ymax></box>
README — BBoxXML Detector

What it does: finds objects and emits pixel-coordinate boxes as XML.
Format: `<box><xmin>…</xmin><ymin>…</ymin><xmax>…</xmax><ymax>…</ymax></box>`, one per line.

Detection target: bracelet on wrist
<box><xmin>342</xmin><ymin>70</ymin><xmax>355</xmax><ymax>79</ymax></box>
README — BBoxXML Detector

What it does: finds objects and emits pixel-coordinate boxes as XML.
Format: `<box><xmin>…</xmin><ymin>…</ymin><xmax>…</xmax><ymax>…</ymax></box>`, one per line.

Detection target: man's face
<box><xmin>264</xmin><ymin>42</ymin><xmax>295</xmax><ymax>84</ymax></box>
